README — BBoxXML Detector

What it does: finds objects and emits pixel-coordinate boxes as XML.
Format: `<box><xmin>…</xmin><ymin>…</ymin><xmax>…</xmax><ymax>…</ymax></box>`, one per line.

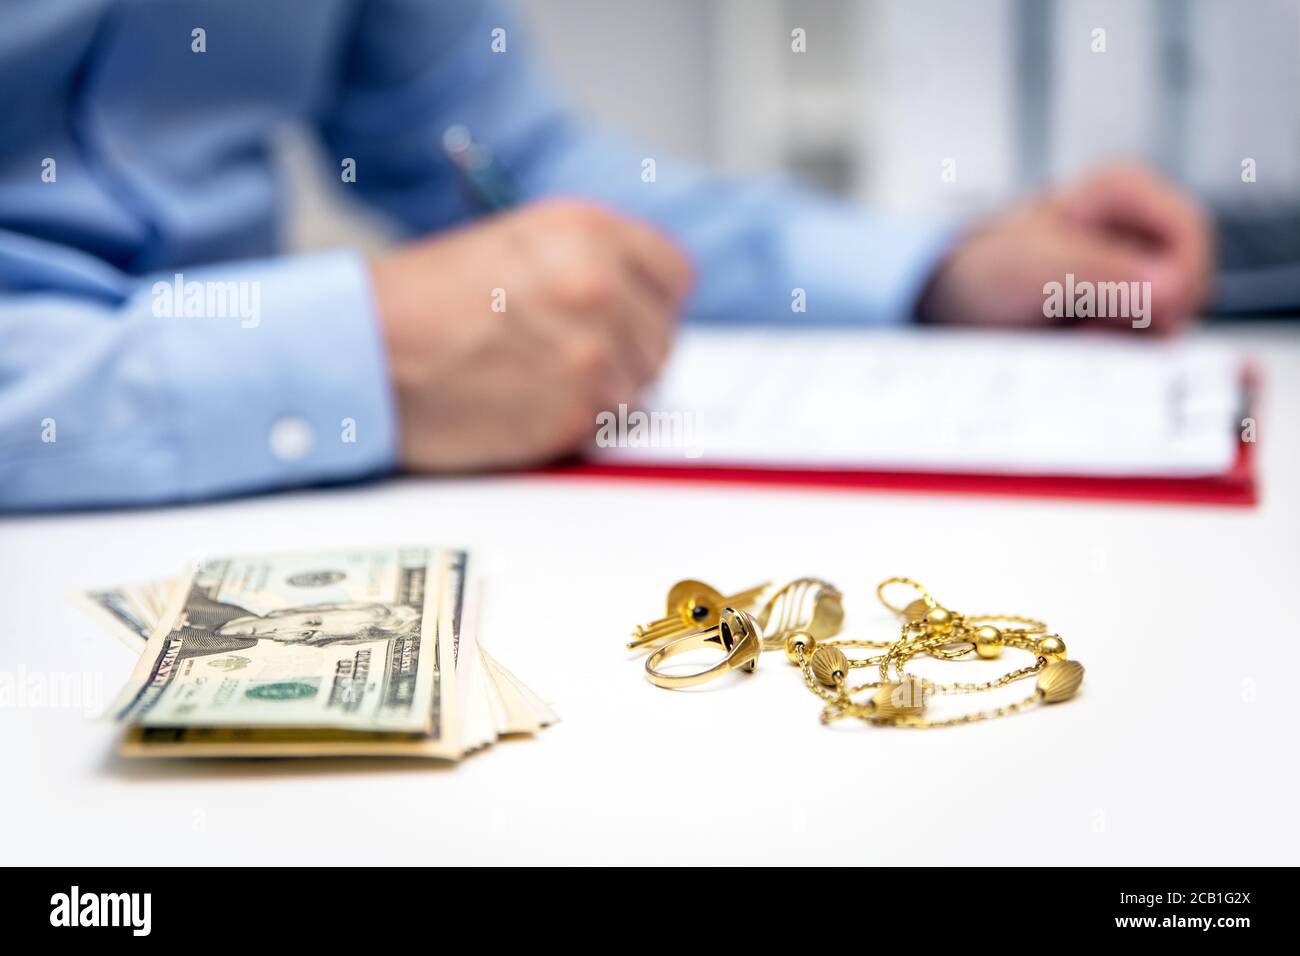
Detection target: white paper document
<box><xmin>587</xmin><ymin>328</ymin><xmax>1245</xmax><ymax>478</ymax></box>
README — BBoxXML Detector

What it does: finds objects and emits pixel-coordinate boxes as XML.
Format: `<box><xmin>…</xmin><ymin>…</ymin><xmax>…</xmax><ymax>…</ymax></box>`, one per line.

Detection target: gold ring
<box><xmin>644</xmin><ymin>607</ymin><xmax>762</xmax><ymax>690</ymax></box>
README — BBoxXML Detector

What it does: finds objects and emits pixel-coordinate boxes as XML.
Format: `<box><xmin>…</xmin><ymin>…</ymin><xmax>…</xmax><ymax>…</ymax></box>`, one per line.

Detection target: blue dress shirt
<box><xmin>0</xmin><ymin>0</ymin><xmax>948</xmax><ymax>510</ymax></box>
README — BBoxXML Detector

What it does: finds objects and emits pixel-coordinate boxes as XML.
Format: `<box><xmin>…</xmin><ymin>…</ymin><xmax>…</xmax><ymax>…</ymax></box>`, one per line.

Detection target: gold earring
<box><xmin>644</xmin><ymin>607</ymin><xmax>762</xmax><ymax>690</ymax></box>
<box><xmin>756</xmin><ymin>577</ymin><xmax>844</xmax><ymax>650</ymax></box>
<box><xmin>628</xmin><ymin>579</ymin><xmax>769</xmax><ymax>650</ymax></box>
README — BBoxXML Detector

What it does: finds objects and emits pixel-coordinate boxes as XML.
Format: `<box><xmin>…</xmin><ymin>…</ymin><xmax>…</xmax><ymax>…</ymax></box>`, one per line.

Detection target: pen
<box><xmin>442</xmin><ymin>124</ymin><xmax>520</xmax><ymax>212</ymax></box>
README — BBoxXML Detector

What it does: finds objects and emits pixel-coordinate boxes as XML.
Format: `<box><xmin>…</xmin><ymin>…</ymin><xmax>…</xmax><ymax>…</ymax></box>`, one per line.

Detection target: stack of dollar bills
<box><xmin>81</xmin><ymin>547</ymin><xmax>555</xmax><ymax>760</ymax></box>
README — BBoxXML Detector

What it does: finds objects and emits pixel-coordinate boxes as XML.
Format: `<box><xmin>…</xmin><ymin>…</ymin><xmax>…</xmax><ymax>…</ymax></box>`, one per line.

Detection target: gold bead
<box><xmin>784</xmin><ymin>630</ymin><xmax>816</xmax><ymax>664</ymax></box>
<box><xmin>973</xmin><ymin>624</ymin><xmax>1003</xmax><ymax>659</ymax></box>
<box><xmin>925</xmin><ymin>607</ymin><xmax>953</xmax><ymax>635</ymax></box>
<box><xmin>1036</xmin><ymin>635</ymin><xmax>1067</xmax><ymax>661</ymax></box>
<box><xmin>871</xmin><ymin>677</ymin><xmax>928</xmax><ymax>720</ymax></box>
<box><xmin>1037</xmin><ymin>659</ymin><xmax>1085</xmax><ymax>703</ymax></box>
<box><xmin>810</xmin><ymin>646</ymin><xmax>848</xmax><ymax>686</ymax></box>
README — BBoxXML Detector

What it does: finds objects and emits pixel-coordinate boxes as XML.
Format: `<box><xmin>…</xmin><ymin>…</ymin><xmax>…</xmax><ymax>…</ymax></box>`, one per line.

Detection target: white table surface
<box><xmin>3</xmin><ymin>324</ymin><xmax>1297</xmax><ymax>866</ymax></box>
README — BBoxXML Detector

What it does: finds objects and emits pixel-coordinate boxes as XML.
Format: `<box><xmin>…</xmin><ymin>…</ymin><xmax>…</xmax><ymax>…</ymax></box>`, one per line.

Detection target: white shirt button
<box><xmin>269</xmin><ymin>417</ymin><xmax>314</xmax><ymax>462</ymax></box>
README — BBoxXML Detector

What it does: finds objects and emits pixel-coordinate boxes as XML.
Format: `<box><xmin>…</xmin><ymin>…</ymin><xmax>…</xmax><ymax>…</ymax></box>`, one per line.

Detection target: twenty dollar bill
<box><xmin>110</xmin><ymin>548</ymin><xmax>450</xmax><ymax>734</ymax></box>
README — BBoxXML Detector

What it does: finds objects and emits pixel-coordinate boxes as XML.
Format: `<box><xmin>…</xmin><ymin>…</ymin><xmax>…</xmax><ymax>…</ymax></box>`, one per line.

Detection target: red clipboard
<box><xmin>540</xmin><ymin>368</ymin><xmax>1260</xmax><ymax>508</ymax></box>
<box><xmin>541</xmin><ymin>436</ymin><xmax>1256</xmax><ymax>507</ymax></box>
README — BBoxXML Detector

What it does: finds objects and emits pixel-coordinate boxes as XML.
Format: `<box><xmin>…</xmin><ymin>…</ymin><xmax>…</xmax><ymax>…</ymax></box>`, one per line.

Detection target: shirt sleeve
<box><xmin>0</xmin><ymin>234</ymin><xmax>396</xmax><ymax>510</ymax></box>
<box><xmin>320</xmin><ymin>0</ymin><xmax>953</xmax><ymax>326</ymax></box>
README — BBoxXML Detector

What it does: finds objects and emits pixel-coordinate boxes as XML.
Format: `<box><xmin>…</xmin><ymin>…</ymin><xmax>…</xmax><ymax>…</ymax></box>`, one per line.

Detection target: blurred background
<box><xmin>285</xmin><ymin>0</ymin><xmax>1300</xmax><ymax>311</ymax></box>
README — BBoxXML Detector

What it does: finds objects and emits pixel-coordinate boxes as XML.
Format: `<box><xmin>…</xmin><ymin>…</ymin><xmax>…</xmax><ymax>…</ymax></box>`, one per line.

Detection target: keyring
<box><xmin>644</xmin><ymin>607</ymin><xmax>762</xmax><ymax>690</ymax></box>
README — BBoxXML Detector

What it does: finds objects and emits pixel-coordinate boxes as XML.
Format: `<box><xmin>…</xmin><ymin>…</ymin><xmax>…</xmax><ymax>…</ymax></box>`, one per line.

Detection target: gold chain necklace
<box><xmin>792</xmin><ymin>578</ymin><xmax>1083</xmax><ymax>726</ymax></box>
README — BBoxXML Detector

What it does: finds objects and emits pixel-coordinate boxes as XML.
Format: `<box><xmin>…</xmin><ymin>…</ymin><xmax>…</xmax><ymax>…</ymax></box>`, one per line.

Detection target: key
<box><xmin>627</xmin><ymin>579</ymin><xmax>769</xmax><ymax>650</ymax></box>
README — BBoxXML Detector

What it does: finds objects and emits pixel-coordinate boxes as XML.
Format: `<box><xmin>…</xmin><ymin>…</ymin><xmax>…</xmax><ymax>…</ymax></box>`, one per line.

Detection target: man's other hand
<box><xmin>918</xmin><ymin>163</ymin><xmax>1212</xmax><ymax>333</ymax></box>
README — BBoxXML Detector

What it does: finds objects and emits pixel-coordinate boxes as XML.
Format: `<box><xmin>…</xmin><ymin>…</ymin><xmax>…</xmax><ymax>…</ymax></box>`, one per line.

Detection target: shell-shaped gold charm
<box><xmin>1037</xmin><ymin>659</ymin><xmax>1085</xmax><ymax>703</ymax></box>
<box><xmin>810</xmin><ymin>646</ymin><xmax>848</xmax><ymax>686</ymax></box>
<box><xmin>872</xmin><ymin>678</ymin><xmax>928</xmax><ymax>719</ymax></box>
<box><xmin>902</xmin><ymin>598</ymin><xmax>932</xmax><ymax>622</ymax></box>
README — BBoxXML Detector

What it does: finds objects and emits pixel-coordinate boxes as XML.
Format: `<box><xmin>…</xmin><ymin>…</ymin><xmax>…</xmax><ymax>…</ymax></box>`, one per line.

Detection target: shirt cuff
<box><xmin>781</xmin><ymin>197</ymin><xmax>956</xmax><ymax>324</ymax></box>
<box><xmin>145</xmin><ymin>249</ymin><xmax>397</xmax><ymax>500</ymax></box>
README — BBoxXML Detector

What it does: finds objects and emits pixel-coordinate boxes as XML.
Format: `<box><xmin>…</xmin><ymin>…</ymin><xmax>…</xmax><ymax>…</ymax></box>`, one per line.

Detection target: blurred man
<box><xmin>0</xmin><ymin>1</ymin><xmax>1211</xmax><ymax>509</ymax></box>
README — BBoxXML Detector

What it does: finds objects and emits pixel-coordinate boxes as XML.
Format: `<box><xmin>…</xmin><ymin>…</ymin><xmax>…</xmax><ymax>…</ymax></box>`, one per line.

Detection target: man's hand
<box><xmin>918</xmin><ymin>163</ymin><xmax>1213</xmax><ymax>333</ymax></box>
<box><xmin>370</xmin><ymin>200</ymin><xmax>693</xmax><ymax>471</ymax></box>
